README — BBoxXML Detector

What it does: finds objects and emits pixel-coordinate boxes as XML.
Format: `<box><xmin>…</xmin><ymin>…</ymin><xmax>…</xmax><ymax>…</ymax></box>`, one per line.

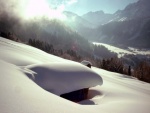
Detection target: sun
<box><xmin>24</xmin><ymin>0</ymin><xmax>66</xmax><ymax>20</ymax></box>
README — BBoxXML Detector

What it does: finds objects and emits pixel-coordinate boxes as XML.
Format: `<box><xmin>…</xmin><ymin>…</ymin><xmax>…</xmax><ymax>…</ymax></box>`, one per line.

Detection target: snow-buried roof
<box><xmin>25</xmin><ymin>62</ymin><xmax>103</xmax><ymax>95</ymax></box>
<box><xmin>81</xmin><ymin>60</ymin><xmax>92</xmax><ymax>66</ymax></box>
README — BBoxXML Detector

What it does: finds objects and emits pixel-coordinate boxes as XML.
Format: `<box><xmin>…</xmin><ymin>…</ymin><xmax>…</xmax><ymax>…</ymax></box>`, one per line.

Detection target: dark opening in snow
<box><xmin>81</xmin><ymin>60</ymin><xmax>92</xmax><ymax>68</ymax></box>
<box><xmin>60</xmin><ymin>88</ymin><xmax>89</xmax><ymax>102</ymax></box>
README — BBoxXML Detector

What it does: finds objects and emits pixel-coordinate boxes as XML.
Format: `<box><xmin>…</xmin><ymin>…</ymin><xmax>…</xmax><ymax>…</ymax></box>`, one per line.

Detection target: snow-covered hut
<box><xmin>25</xmin><ymin>62</ymin><xmax>103</xmax><ymax>102</ymax></box>
<box><xmin>81</xmin><ymin>60</ymin><xmax>92</xmax><ymax>68</ymax></box>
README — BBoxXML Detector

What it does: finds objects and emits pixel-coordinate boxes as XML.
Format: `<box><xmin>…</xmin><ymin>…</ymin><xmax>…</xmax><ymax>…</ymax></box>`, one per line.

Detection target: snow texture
<box><xmin>0</xmin><ymin>37</ymin><xmax>150</xmax><ymax>113</ymax></box>
<box><xmin>0</xmin><ymin>60</ymin><xmax>91</xmax><ymax>113</ymax></box>
<box><xmin>25</xmin><ymin>62</ymin><xmax>102</xmax><ymax>95</ymax></box>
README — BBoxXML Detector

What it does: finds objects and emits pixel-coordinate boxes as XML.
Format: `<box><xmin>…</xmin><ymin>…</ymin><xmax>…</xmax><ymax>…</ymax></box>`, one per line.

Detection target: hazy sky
<box><xmin>48</xmin><ymin>0</ymin><xmax>139</xmax><ymax>15</ymax></box>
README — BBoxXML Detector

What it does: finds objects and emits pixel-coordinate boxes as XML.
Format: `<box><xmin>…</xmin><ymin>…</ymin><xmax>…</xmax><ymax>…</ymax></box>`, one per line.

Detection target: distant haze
<box><xmin>48</xmin><ymin>0</ymin><xmax>139</xmax><ymax>15</ymax></box>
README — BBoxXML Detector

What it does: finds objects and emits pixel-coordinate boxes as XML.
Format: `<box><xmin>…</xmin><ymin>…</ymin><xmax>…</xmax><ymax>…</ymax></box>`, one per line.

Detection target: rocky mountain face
<box><xmin>82</xmin><ymin>0</ymin><xmax>150</xmax><ymax>48</ymax></box>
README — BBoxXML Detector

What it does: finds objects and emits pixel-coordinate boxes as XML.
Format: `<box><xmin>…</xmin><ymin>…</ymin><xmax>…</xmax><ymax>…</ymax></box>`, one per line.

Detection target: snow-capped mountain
<box><xmin>82</xmin><ymin>0</ymin><xmax>150</xmax><ymax>25</ymax></box>
<box><xmin>83</xmin><ymin>0</ymin><xmax>150</xmax><ymax>48</ymax></box>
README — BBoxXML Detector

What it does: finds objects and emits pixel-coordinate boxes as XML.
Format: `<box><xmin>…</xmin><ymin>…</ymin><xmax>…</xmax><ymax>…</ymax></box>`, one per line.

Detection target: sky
<box><xmin>47</xmin><ymin>0</ymin><xmax>139</xmax><ymax>15</ymax></box>
<box><xmin>0</xmin><ymin>0</ymin><xmax>139</xmax><ymax>20</ymax></box>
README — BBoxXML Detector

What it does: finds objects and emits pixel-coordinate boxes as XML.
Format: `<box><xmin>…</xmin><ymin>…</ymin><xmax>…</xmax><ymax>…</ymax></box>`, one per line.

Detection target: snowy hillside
<box><xmin>93</xmin><ymin>42</ymin><xmax>150</xmax><ymax>57</ymax></box>
<box><xmin>0</xmin><ymin>37</ymin><xmax>150</xmax><ymax>113</ymax></box>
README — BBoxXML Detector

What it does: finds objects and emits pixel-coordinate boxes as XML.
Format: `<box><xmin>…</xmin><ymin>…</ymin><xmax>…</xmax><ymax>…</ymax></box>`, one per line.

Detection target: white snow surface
<box><xmin>25</xmin><ymin>62</ymin><xmax>102</xmax><ymax>95</ymax></box>
<box><xmin>119</xmin><ymin>17</ymin><xmax>127</xmax><ymax>22</ymax></box>
<box><xmin>0</xmin><ymin>60</ymin><xmax>91</xmax><ymax>113</ymax></box>
<box><xmin>0</xmin><ymin>37</ymin><xmax>67</xmax><ymax>66</ymax></box>
<box><xmin>0</xmin><ymin>37</ymin><xmax>150</xmax><ymax>113</ymax></box>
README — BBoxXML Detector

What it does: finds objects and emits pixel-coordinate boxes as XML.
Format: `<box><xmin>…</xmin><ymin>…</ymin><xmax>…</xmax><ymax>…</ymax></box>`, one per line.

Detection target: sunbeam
<box><xmin>23</xmin><ymin>0</ymin><xmax>66</xmax><ymax>20</ymax></box>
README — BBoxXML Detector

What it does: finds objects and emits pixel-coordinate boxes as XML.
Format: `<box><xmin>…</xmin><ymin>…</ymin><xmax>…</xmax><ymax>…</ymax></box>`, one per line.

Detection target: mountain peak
<box><xmin>82</xmin><ymin>10</ymin><xmax>113</xmax><ymax>26</ymax></box>
<box><xmin>84</xmin><ymin>10</ymin><xmax>104</xmax><ymax>15</ymax></box>
<box><xmin>82</xmin><ymin>10</ymin><xmax>108</xmax><ymax>17</ymax></box>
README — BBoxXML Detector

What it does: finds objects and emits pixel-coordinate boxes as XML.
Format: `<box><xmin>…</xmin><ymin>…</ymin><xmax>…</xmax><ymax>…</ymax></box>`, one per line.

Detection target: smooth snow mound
<box><xmin>0</xmin><ymin>60</ymin><xmax>91</xmax><ymax>113</ymax></box>
<box><xmin>25</xmin><ymin>62</ymin><xmax>103</xmax><ymax>95</ymax></box>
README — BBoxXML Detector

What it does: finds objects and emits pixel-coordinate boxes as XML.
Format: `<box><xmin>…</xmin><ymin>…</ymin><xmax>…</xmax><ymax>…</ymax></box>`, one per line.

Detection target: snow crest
<box><xmin>25</xmin><ymin>62</ymin><xmax>102</xmax><ymax>95</ymax></box>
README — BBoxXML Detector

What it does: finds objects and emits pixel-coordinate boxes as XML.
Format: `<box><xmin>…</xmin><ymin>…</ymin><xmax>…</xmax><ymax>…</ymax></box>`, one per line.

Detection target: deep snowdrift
<box><xmin>25</xmin><ymin>62</ymin><xmax>102</xmax><ymax>95</ymax></box>
<box><xmin>0</xmin><ymin>37</ymin><xmax>150</xmax><ymax>113</ymax></box>
<box><xmin>0</xmin><ymin>60</ymin><xmax>92</xmax><ymax>113</ymax></box>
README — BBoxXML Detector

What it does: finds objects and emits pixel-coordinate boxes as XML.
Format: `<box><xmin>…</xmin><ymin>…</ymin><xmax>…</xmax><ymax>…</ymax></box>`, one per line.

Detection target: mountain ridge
<box><xmin>82</xmin><ymin>10</ymin><xmax>113</xmax><ymax>26</ymax></box>
<box><xmin>79</xmin><ymin>0</ymin><xmax>150</xmax><ymax>48</ymax></box>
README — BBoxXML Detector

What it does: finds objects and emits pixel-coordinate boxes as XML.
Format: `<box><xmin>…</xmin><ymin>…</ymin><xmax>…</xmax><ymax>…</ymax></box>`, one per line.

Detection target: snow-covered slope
<box><xmin>0</xmin><ymin>37</ymin><xmax>150</xmax><ymax>113</ymax></box>
<box><xmin>0</xmin><ymin>37</ymin><xmax>67</xmax><ymax>66</ymax></box>
<box><xmin>81</xmin><ymin>68</ymin><xmax>150</xmax><ymax>113</ymax></box>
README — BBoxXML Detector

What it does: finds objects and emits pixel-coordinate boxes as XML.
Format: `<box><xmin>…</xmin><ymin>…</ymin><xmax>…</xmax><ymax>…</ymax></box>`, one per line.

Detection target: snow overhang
<box><xmin>25</xmin><ymin>62</ymin><xmax>103</xmax><ymax>95</ymax></box>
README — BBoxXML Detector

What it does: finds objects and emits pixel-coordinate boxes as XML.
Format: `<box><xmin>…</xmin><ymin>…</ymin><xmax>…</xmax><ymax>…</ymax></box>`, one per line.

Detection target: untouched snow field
<box><xmin>93</xmin><ymin>42</ymin><xmax>150</xmax><ymax>57</ymax></box>
<box><xmin>0</xmin><ymin>37</ymin><xmax>150</xmax><ymax>113</ymax></box>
